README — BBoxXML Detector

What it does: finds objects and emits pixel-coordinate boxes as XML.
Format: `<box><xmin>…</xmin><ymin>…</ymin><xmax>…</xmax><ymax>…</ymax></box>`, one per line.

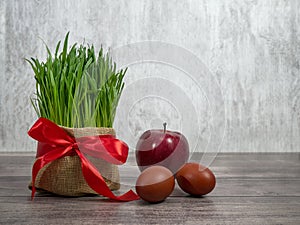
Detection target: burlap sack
<box><xmin>29</xmin><ymin>126</ymin><xmax>120</xmax><ymax>196</ymax></box>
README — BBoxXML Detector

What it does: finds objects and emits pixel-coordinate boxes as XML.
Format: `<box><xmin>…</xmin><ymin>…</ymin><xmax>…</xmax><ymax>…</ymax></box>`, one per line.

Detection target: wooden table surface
<box><xmin>0</xmin><ymin>153</ymin><xmax>299</xmax><ymax>225</ymax></box>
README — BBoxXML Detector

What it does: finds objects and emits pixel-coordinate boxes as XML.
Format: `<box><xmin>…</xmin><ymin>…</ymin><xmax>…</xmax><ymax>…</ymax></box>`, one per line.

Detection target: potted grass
<box><xmin>27</xmin><ymin>33</ymin><xmax>127</xmax><ymax>196</ymax></box>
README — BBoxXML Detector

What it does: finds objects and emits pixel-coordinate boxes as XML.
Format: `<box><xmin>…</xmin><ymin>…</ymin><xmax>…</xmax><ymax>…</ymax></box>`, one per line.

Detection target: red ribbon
<box><xmin>28</xmin><ymin>118</ymin><xmax>139</xmax><ymax>201</ymax></box>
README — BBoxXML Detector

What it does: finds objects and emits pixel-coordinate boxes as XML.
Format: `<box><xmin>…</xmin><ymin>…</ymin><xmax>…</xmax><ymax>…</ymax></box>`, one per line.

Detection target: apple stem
<box><xmin>163</xmin><ymin>122</ymin><xmax>167</xmax><ymax>133</ymax></box>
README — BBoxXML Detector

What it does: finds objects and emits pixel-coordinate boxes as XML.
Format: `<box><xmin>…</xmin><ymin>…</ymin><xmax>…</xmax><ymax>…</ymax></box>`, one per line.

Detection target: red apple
<box><xmin>136</xmin><ymin>123</ymin><xmax>189</xmax><ymax>174</ymax></box>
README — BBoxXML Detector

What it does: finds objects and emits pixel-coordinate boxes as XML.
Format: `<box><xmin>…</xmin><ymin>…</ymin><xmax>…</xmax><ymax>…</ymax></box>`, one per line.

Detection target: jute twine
<box><xmin>29</xmin><ymin>126</ymin><xmax>120</xmax><ymax>196</ymax></box>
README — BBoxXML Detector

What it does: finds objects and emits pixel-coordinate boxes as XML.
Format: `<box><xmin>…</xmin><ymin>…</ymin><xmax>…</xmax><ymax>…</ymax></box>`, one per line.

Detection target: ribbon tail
<box><xmin>31</xmin><ymin>147</ymin><xmax>73</xmax><ymax>200</ymax></box>
<box><xmin>76</xmin><ymin>149</ymin><xmax>140</xmax><ymax>202</ymax></box>
<box><xmin>31</xmin><ymin>157</ymin><xmax>43</xmax><ymax>200</ymax></box>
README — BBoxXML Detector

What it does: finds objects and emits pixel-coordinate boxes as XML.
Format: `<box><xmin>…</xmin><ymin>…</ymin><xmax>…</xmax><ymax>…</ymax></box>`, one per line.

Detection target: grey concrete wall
<box><xmin>0</xmin><ymin>0</ymin><xmax>299</xmax><ymax>152</ymax></box>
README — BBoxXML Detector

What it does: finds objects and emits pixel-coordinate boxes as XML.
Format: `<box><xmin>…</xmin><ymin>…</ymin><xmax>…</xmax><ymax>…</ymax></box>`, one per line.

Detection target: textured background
<box><xmin>0</xmin><ymin>0</ymin><xmax>299</xmax><ymax>152</ymax></box>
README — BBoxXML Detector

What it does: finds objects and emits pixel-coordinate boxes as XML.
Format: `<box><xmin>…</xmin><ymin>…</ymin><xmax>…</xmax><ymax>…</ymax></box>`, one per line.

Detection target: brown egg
<box><xmin>135</xmin><ymin>166</ymin><xmax>175</xmax><ymax>203</ymax></box>
<box><xmin>176</xmin><ymin>163</ymin><xmax>216</xmax><ymax>196</ymax></box>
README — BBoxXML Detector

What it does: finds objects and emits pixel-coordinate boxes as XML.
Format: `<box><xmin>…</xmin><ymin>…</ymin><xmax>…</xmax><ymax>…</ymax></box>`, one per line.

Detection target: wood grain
<box><xmin>0</xmin><ymin>153</ymin><xmax>299</xmax><ymax>224</ymax></box>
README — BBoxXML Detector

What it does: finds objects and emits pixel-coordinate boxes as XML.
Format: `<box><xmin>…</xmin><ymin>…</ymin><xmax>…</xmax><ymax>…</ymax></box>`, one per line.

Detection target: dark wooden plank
<box><xmin>0</xmin><ymin>196</ymin><xmax>299</xmax><ymax>225</ymax></box>
<box><xmin>1</xmin><ymin>176</ymin><xmax>300</xmax><ymax>197</ymax></box>
<box><xmin>1</xmin><ymin>153</ymin><xmax>300</xmax><ymax>197</ymax></box>
<box><xmin>0</xmin><ymin>153</ymin><xmax>299</xmax><ymax>224</ymax></box>
<box><xmin>2</xmin><ymin>153</ymin><xmax>299</xmax><ymax>179</ymax></box>
<box><xmin>0</xmin><ymin>153</ymin><xmax>34</xmax><ymax>176</ymax></box>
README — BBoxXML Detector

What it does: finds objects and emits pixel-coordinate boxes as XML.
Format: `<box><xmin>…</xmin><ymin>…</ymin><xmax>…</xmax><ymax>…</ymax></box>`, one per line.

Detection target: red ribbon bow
<box><xmin>28</xmin><ymin>118</ymin><xmax>139</xmax><ymax>201</ymax></box>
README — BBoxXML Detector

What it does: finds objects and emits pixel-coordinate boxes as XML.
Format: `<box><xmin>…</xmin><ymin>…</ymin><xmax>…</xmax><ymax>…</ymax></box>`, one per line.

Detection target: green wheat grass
<box><xmin>27</xmin><ymin>32</ymin><xmax>126</xmax><ymax>128</ymax></box>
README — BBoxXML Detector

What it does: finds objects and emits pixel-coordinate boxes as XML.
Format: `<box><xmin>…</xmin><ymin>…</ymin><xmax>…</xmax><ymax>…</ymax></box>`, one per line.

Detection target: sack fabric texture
<box><xmin>29</xmin><ymin>126</ymin><xmax>120</xmax><ymax>196</ymax></box>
